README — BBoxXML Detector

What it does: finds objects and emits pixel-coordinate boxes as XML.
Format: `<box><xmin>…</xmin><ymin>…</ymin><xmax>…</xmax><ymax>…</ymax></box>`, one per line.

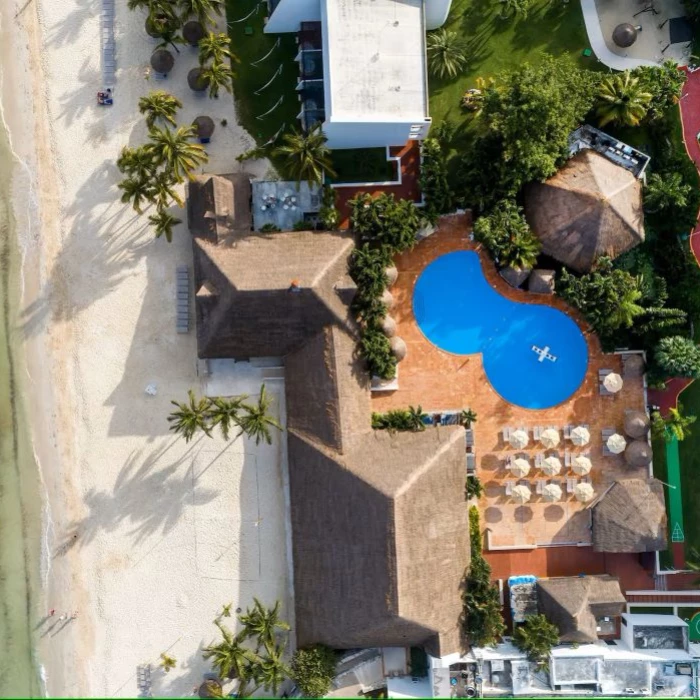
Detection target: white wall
<box><xmin>264</xmin><ymin>0</ymin><xmax>320</xmax><ymax>33</ymax></box>
<box><xmin>425</xmin><ymin>0</ymin><xmax>453</xmax><ymax>29</ymax></box>
<box><xmin>323</xmin><ymin>119</ymin><xmax>431</xmax><ymax>149</ymax></box>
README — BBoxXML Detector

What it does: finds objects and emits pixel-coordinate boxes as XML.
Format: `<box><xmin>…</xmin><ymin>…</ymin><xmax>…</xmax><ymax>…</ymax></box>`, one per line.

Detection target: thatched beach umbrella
<box><xmin>188</xmin><ymin>67</ymin><xmax>209</xmax><ymax>92</ymax></box>
<box><xmin>543</xmin><ymin>483</ymin><xmax>563</xmax><ymax>502</ymax></box>
<box><xmin>511</xmin><ymin>484</ymin><xmax>532</xmax><ymax>504</ymax></box>
<box><xmin>622</xmin><ymin>354</ymin><xmax>645</xmax><ymax>378</ymax></box>
<box><xmin>613</xmin><ymin>22</ymin><xmax>638</xmax><ymax>48</ymax></box>
<box><xmin>540</xmin><ymin>428</ymin><xmax>560</xmax><ymax>449</ymax></box>
<box><xmin>509</xmin><ymin>458</ymin><xmax>530</xmax><ymax>478</ymax></box>
<box><xmin>575</xmin><ymin>482</ymin><xmax>595</xmax><ymax>503</ymax></box>
<box><xmin>193</xmin><ymin>115</ymin><xmax>215</xmax><ymax>141</ymax></box>
<box><xmin>150</xmin><ymin>48</ymin><xmax>174</xmax><ymax>75</ymax></box>
<box><xmin>542</xmin><ymin>456</ymin><xmax>562</xmax><ymax>476</ymax></box>
<box><xmin>572</xmin><ymin>455</ymin><xmax>592</xmax><ymax>476</ymax></box>
<box><xmin>183</xmin><ymin>19</ymin><xmax>205</xmax><ymax>46</ymax></box>
<box><xmin>381</xmin><ymin>315</ymin><xmax>397</xmax><ymax>338</ymax></box>
<box><xmin>624</xmin><ymin>410</ymin><xmax>650</xmax><ymax>439</ymax></box>
<box><xmin>385</xmin><ymin>265</ymin><xmax>398</xmax><ymax>288</ymax></box>
<box><xmin>389</xmin><ymin>336</ymin><xmax>407</xmax><ymax>362</ymax></box>
<box><xmin>509</xmin><ymin>429</ymin><xmax>529</xmax><ymax>449</ymax></box>
<box><xmin>570</xmin><ymin>425</ymin><xmax>590</xmax><ymax>446</ymax></box>
<box><xmin>625</xmin><ymin>440</ymin><xmax>652</xmax><ymax>468</ymax></box>
<box><xmin>607</xmin><ymin>433</ymin><xmax>627</xmax><ymax>455</ymax></box>
<box><xmin>604</xmin><ymin>372</ymin><xmax>623</xmax><ymax>394</ymax></box>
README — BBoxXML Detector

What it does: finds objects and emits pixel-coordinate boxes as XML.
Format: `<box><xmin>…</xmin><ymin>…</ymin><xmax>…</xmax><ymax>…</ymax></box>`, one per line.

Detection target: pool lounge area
<box><xmin>372</xmin><ymin>214</ymin><xmax>650</xmax><ymax>549</ymax></box>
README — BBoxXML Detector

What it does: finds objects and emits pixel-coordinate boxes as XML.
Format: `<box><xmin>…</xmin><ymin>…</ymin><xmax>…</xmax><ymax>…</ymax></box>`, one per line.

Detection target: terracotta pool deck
<box><xmin>371</xmin><ymin>214</ymin><xmax>649</xmax><ymax>549</ymax></box>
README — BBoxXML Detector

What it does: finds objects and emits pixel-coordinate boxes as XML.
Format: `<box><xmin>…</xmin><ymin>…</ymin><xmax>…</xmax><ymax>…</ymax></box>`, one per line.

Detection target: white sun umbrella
<box><xmin>509</xmin><ymin>429</ymin><xmax>529</xmax><ymax>449</ymax></box>
<box><xmin>511</xmin><ymin>484</ymin><xmax>532</xmax><ymax>504</ymax></box>
<box><xmin>607</xmin><ymin>433</ymin><xmax>627</xmax><ymax>454</ymax></box>
<box><xmin>574</xmin><ymin>482</ymin><xmax>595</xmax><ymax>503</ymax></box>
<box><xmin>570</xmin><ymin>425</ymin><xmax>590</xmax><ymax>446</ymax></box>
<box><xmin>509</xmin><ymin>458</ymin><xmax>531</xmax><ymax>477</ymax></box>
<box><xmin>542</xmin><ymin>483</ymin><xmax>563</xmax><ymax>502</ymax></box>
<box><xmin>572</xmin><ymin>455</ymin><xmax>592</xmax><ymax>476</ymax></box>
<box><xmin>603</xmin><ymin>372</ymin><xmax>624</xmax><ymax>393</ymax></box>
<box><xmin>540</xmin><ymin>428</ymin><xmax>560</xmax><ymax>449</ymax></box>
<box><xmin>541</xmin><ymin>455</ymin><xmax>562</xmax><ymax>476</ymax></box>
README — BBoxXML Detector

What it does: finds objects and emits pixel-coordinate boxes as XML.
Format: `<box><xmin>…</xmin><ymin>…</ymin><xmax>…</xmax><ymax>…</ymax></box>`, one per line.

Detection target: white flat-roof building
<box><xmin>265</xmin><ymin>0</ymin><xmax>453</xmax><ymax>148</ymax></box>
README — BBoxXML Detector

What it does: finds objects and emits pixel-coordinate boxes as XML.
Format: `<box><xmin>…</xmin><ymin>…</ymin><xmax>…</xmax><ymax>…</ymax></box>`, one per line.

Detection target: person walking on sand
<box><xmin>49</xmin><ymin>608</ymin><xmax>55</xmax><ymax>617</ymax></box>
<box><xmin>70</xmin><ymin>611</ymin><xmax>79</xmax><ymax>620</ymax></box>
<box><xmin>58</xmin><ymin>613</ymin><xmax>67</xmax><ymax>622</ymax></box>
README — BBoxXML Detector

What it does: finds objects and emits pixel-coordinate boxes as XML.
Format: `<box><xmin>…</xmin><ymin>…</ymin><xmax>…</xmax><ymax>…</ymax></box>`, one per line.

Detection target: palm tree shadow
<box><xmin>45</xmin><ymin>0</ymin><xmax>99</xmax><ymax>49</ymax></box>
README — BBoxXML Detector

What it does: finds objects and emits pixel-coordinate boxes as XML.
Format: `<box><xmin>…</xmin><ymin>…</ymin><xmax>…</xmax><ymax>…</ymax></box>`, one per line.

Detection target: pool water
<box><xmin>413</xmin><ymin>251</ymin><xmax>588</xmax><ymax>409</ymax></box>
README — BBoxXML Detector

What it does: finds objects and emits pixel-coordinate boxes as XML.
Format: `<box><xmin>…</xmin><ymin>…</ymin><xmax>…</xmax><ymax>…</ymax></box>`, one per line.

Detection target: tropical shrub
<box><xmin>632</xmin><ymin>61</ymin><xmax>685</xmax><ymax>121</ymax></box>
<box><xmin>260</xmin><ymin>223</ymin><xmax>281</xmax><ymax>232</ymax></box>
<box><xmin>361</xmin><ymin>329</ymin><xmax>397</xmax><ymax>380</ymax></box>
<box><xmin>426</xmin><ymin>28</ymin><xmax>468</xmax><ymax>80</ymax></box>
<box><xmin>273</xmin><ymin>125</ymin><xmax>336</xmax><ymax>186</ymax></box>
<box><xmin>371</xmin><ymin>406</ymin><xmax>427</xmax><ymax>432</ymax></box>
<box><xmin>420</xmin><ymin>138</ymin><xmax>453</xmax><ymax>222</ymax></box>
<box><xmin>350</xmin><ymin>193</ymin><xmax>422</xmax><ymax>252</ymax></box>
<box><xmin>318</xmin><ymin>185</ymin><xmax>340</xmax><ymax>230</ymax></box>
<box><xmin>651</xmin><ymin>404</ymin><xmax>697</xmax><ymax>442</ymax></box>
<box><xmin>654</xmin><ymin>336</ymin><xmax>700</xmax><ymax>377</ymax></box>
<box><xmin>594</xmin><ymin>72</ymin><xmax>652</xmax><ymax>127</ymax></box>
<box><xmin>513</xmin><ymin>615</ymin><xmax>559</xmax><ymax>670</ymax></box>
<box><xmin>290</xmin><ymin>645</ymin><xmax>337</xmax><ymax>698</ymax></box>
<box><xmin>465</xmin><ymin>475</ymin><xmax>483</xmax><ymax>500</ymax></box>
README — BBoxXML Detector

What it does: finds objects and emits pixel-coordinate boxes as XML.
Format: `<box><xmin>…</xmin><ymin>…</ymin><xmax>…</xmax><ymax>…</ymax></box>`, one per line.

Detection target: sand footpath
<box><xmin>2</xmin><ymin>0</ymin><xmax>293</xmax><ymax>695</ymax></box>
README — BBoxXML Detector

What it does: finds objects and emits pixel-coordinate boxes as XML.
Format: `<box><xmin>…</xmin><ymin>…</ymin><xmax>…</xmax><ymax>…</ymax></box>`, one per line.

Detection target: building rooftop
<box><xmin>321</xmin><ymin>0</ymin><xmax>428</xmax><ymax>121</ymax></box>
<box><xmin>570</xmin><ymin>124</ymin><xmax>650</xmax><ymax>179</ymax></box>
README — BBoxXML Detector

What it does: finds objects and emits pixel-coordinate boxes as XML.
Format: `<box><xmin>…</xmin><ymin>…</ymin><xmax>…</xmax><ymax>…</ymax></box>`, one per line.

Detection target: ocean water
<box><xmin>0</xmin><ymin>110</ymin><xmax>43</xmax><ymax>696</ymax></box>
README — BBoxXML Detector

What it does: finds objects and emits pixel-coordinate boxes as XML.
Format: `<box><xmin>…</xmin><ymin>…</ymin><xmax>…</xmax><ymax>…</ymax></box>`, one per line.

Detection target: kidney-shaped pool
<box><xmin>413</xmin><ymin>251</ymin><xmax>588</xmax><ymax>409</ymax></box>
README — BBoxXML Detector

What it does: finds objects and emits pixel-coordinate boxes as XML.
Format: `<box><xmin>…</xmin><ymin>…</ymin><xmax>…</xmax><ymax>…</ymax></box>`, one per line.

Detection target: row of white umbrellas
<box><xmin>509</xmin><ymin>425</ymin><xmax>591</xmax><ymax>450</ymax></box>
<box><xmin>510</xmin><ymin>481</ymin><xmax>595</xmax><ymax>504</ymax></box>
<box><xmin>508</xmin><ymin>454</ymin><xmax>592</xmax><ymax>477</ymax></box>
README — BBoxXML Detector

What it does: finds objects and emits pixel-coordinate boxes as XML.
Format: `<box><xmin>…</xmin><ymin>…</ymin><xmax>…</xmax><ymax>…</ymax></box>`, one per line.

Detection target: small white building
<box><xmin>264</xmin><ymin>0</ymin><xmax>453</xmax><ymax>149</ymax></box>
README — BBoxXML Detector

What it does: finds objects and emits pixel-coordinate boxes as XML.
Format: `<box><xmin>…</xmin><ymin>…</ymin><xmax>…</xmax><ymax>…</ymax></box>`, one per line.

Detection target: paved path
<box><xmin>580</xmin><ymin>0</ymin><xmax>659</xmax><ymax>71</ymax></box>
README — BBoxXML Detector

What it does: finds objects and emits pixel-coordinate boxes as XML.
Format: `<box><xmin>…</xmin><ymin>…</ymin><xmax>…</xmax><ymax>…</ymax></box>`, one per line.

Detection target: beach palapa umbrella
<box><xmin>570</xmin><ymin>425</ymin><xmax>590</xmax><ymax>446</ymax></box>
<box><xmin>604</xmin><ymin>372</ymin><xmax>623</xmax><ymax>393</ymax></box>
<box><xmin>541</xmin><ymin>456</ymin><xmax>562</xmax><ymax>476</ymax></box>
<box><xmin>183</xmin><ymin>19</ymin><xmax>206</xmax><ymax>46</ymax></box>
<box><xmin>607</xmin><ymin>433</ymin><xmax>627</xmax><ymax>454</ymax></box>
<box><xmin>511</xmin><ymin>484</ymin><xmax>532</xmax><ymax>504</ymax></box>
<box><xmin>574</xmin><ymin>481</ymin><xmax>595</xmax><ymax>503</ymax></box>
<box><xmin>193</xmin><ymin>115</ymin><xmax>215</xmax><ymax>140</ymax></box>
<box><xmin>542</xmin><ymin>483</ymin><xmax>563</xmax><ymax>502</ymax></box>
<box><xmin>509</xmin><ymin>429</ymin><xmax>529</xmax><ymax>449</ymax></box>
<box><xmin>509</xmin><ymin>458</ymin><xmax>530</xmax><ymax>477</ymax></box>
<box><xmin>540</xmin><ymin>428</ymin><xmax>560</xmax><ymax>448</ymax></box>
<box><xmin>150</xmin><ymin>48</ymin><xmax>175</xmax><ymax>76</ymax></box>
<box><xmin>572</xmin><ymin>455</ymin><xmax>592</xmax><ymax>476</ymax></box>
<box><xmin>188</xmin><ymin>67</ymin><xmax>209</xmax><ymax>92</ymax></box>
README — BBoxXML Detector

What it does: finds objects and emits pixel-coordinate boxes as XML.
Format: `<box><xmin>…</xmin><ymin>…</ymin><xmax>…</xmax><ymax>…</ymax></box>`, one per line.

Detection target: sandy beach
<box><xmin>1</xmin><ymin>0</ymin><xmax>293</xmax><ymax>695</ymax></box>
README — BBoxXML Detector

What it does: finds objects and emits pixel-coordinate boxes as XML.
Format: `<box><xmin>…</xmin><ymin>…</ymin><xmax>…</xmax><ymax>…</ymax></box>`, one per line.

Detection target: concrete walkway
<box><xmin>580</xmin><ymin>0</ymin><xmax>659</xmax><ymax>71</ymax></box>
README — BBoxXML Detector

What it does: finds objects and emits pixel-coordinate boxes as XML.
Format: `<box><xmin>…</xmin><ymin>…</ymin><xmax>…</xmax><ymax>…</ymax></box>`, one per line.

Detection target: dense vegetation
<box><xmin>290</xmin><ymin>644</ymin><xmax>338</xmax><ymax>697</ymax></box>
<box><xmin>371</xmin><ymin>406</ymin><xmax>428</xmax><ymax>432</ymax></box>
<box><xmin>513</xmin><ymin>615</ymin><xmax>560</xmax><ymax>670</ymax></box>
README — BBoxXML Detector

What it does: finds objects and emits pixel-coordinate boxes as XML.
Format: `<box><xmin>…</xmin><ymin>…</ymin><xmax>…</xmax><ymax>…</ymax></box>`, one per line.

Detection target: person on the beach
<box><xmin>49</xmin><ymin>608</ymin><xmax>55</xmax><ymax>616</ymax></box>
<box><xmin>58</xmin><ymin>614</ymin><xmax>67</xmax><ymax>622</ymax></box>
<box><xmin>70</xmin><ymin>612</ymin><xmax>78</xmax><ymax>619</ymax></box>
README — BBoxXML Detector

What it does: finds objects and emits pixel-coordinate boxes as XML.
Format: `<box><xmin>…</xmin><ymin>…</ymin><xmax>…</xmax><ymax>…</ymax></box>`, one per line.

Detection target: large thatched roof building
<box><xmin>524</xmin><ymin>150</ymin><xmax>644</xmax><ymax>272</ymax></box>
<box><xmin>537</xmin><ymin>575</ymin><xmax>626</xmax><ymax>643</ymax></box>
<box><xmin>187</xmin><ymin>184</ymin><xmax>471</xmax><ymax>656</ymax></box>
<box><xmin>592</xmin><ymin>479</ymin><xmax>667</xmax><ymax>553</ymax></box>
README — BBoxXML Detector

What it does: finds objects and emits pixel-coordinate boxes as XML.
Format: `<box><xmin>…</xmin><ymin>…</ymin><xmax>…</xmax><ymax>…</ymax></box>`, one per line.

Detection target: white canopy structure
<box><xmin>540</xmin><ymin>428</ymin><xmax>560</xmax><ymax>448</ymax></box>
<box><xmin>607</xmin><ymin>433</ymin><xmax>627</xmax><ymax>454</ymax></box>
<box><xmin>542</xmin><ymin>456</ymin><xmax>562</xmax><ymax>476</ymax></box>
<box><xmin>604</xmin><ymin>372</ymin><xmax>623</xmax><ymax>393</ymax></box>
<box><xmin>543</xmin><ymin>483</ymin><xmax>563</xmax><ymax>502</ymax></box>
<box><xmin>572</xmin><ymin>455</ymin><xmax>592</xmax><ymax>476</ymax></box>
<box><xmin>509</xmin><ymin>458</ymin><xmax>531</xmax><ymax>477</ymax></box>
<box><xmin>511</xmin><ymin>484</ymin><xmax>532</xmax><ymax>504</ymax></box>
<box><xmin>570</xmin><ymin>425</ymin><xmax>590</xmax><ymax>446</ymax></box>
<box><xmin>574</xmin><ymin>482</ymin><xmax>595</xmax><ymax>503</ymax></box>
<box><xmin>510</xmin><ymin>429</ymin><xmax>529</xmax><ymax>449</ymax></box>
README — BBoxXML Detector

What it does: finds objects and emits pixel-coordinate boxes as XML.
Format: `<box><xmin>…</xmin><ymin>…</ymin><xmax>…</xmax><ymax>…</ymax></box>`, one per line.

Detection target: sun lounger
<box><xmin>465</xmin><ymin>428</ymin><xmax>474</xmax><ymax>447</ymax></box>
<box><xmin>466</xmin><ymin>453</ymin><xmax>476</xmax><ymax>471</ymax></box>
<box><xmin>505</xmin><ymin>480</ymin><xmax>515</xmax><ymax>496</ymax></box>
<box><xmin>536</xmin><ymin>479</ymin><xmax>545</xmax><ymax>495</ymax></box>
<box><xmin>534</xmin><ymin>453</ymin><xmax>543</xmax><ymax>468</ymax></box>
<box><xmin>601</xmin><ymin>428</ymin><xmax>614</xmax><ymax>456</ymax></box>
<box><xmin>176</xmin><ymin>264</ymin><xmax>190</xmax><ymax>333</ymax></box>
<box><xmin>563</xmin><ymin>425</ymin><xmax>572</xmax><ymax>439</ymax></box>
<box><xmin>564</xmin><ymin>450</ymin><xmax>571</xmax><ymax>467</ymax></box>
<box><xmin>502</xmin><ymin>426</ymin><xmax>512</xmax><ymax>442</ymax></box>
<box><xmin>566</xmin><ymin>477</ymin><xmax>577</xmax><ymax>493</ymax></box>
<box><xmin>422</xmin><ymin>414</ymin><xmax>433</xmax><ymax>426</ymax></box>
<box><xmin>533</xmin><ymin>426</ymin><xmax>542</xmax><ymax>440</ymax></box>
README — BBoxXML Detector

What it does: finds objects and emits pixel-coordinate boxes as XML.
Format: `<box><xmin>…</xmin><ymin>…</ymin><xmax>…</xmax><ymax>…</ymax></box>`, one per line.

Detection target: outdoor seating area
<box><xmin>251</xmin><ymin>180</ymin><xmax>321</xmax><ymax>231</ymax></box>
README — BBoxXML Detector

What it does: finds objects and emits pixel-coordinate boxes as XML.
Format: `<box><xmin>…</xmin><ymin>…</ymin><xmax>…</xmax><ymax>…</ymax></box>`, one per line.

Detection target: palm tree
<box><xmin>426</xmin><ymin>28</ymin><xmax>468</xmax><ymax>80</ymax></box>
<box><xmin>460</xmin><ymin>408</ymin><xmax>478</xmax><ymax>427</ymax></box>
<box><xmin>595</xmin><ymin>72</ymin><xmax>652</xmax><ymax>127</ymax></box>
<box><xmin>652</xmin><ymin>405</ymin><xmax>697</xmax><ymax>442</ymax></box>
<box><xmin>152</xmin><ymin>171</ymin><xmax>184</xmax><ymax>209</ymax></box>
<box><xmin>207</xmin><ymin>395</ymin><xmax>248</xmax><ymax>440</ymax></box>
<box><xmin>251</xmin><ymin>641</ymin><xmax>291</xmax><ymax>696</ymax></box>
<box><xmin>203</xmin><ymin>621</ymin><xmax>258</xmax><ymax>680</ymax></box>
<box><xmin>148</xmin><ymin>206</ymin><xmax>182</xmax><ymax>242</ymax></box>
<box><xmin>220</xmin><ymin>602</ymin><xmax>233</xmax><ymax>618</ymax></box>
<box><xmin>167</xmin><ymin>389</ymin><xmax>212</xmax><ymax>441</ymax></box>
<box><xmin>179</xmin><ymin>0</ymin><xmax>223</xmax><ymax>25</ymax></box>
<box><xmin>117</xmin><ymin>145</ymin><xmax>156</xmax><ymax>179</ymax></box>
<box><xmin>198</xmin><ymin>32</ymin><xmax>234</xmax><ymax>64</ymax></box>
<box><xmin>138</xmin><ymin>90</ymin><xmax>182</xmax><ymax>128</ymax></box>
<box><xmin>237</xmin><ymin>384</ymin><xmax>282</xmax><ymax>445</ymax></box>
<box><xmin>160</xmin><ymin>653</ymin><xmax>177</xmax><ymax>673</ymax></box>
<box><xmin>200</xmin><ymin>60</ymin><xmax>235</xmax><ymax>99</ymax></box>
<box><xmin>148</xmin><ymin>125</ymin><xmax>209</xmax><ymax>182</ymax></box>
<box><xmin>118</xmin><ymin>175</ymin><xmax>155</xmax><ymax>213</ymax></box>
<box><xmin>406</xmin><ymin>405</ymin><xmax>428</xmax><ymax>431</ymax></box>
<box><xmin>239</xmin><ymin>598</ymin><xmax>290</xmax><ymax>649</ymax></box>
<box><xmin>502</xmin><ymin>231</ymin><xmax>541</xmax><ymax>270</ymax></box>
<box><xmin>273</xmin><ymin>125</ymin><xmax>336</xmax><ymax>186</ymax></box>
<box><xmin>498</xmin><ymin>0</ymin><xmax>532</xmax><ymax>19</ymax></box>
<box><xmin>644</xmin><ymin>172</ymin><xmax>692</xmax><ymax>213</ymax></box>
<box><xmin>608</xmin><ymin>284</ymin><xmax>644</xmax><ymax>329</ymax></box>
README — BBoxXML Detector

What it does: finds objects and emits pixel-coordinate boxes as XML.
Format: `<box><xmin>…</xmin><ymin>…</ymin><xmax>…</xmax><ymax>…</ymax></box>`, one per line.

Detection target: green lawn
<box><xmin>428</xmin><ymin>0</ymin><xmax>598</xmax><ymax>134</ymax></box>
<box><xmin>675</xmin><ymin>381</ymin><xmax>700</xmax><ymax>557</ymax></box>
<box><xmin>330</xmin><ymin>148</ymin><xmax>397</xmax><ymax>184</ymax></box>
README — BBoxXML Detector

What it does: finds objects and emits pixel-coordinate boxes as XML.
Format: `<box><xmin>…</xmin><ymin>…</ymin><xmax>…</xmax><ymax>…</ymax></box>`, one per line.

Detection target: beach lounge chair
<box><xmin>601</xmin><ymin>428</ymin><xmax>614</xmax><ymax>456</ymax></box>
<box><xmin>566</xmin><ymin>477</ymin><xmax>578</xmax><ymax>494</ymax></box>
<box><xmin>502</xmin><ymin>426</ymin><xmax>512</xmax><ymax>442</ymax></box>
<box><xmin>465</xmin><ymin>428</ymin><xmax>474</xmax><ymax>448</ymax></box>
<box><xmin>505</xmin><ymin>480</ymin><xmax>515</xmax><ymax>496</ymax></box>
<box><xmin>534</xmin><ymin>453</ymin><xmax>543</xmax><ymax>468</ymax></box>
<box><xmin>422</xmin><ymin>414</ymin><xmax>433</xmax><ymax>426</ymax></box>
<box><xmin>536</xmin><ymin>479</ymin><xmax>545</xmax><ymax>495</ymax></box>
<box><xmin>177</xmin><ymin>265</ymin><xmax>190</xmax><ymax>333</ymax></box>
<box><xmin>533</xmin><ymin>426</ymin><xmax>542</xmax><ymax>440</ymax></box>
<box><xmin>563</xmin><ymin>425</ymin><xmax>572</xmax><ymax>439</ymax></box>
<box><xmin>466</xmin><ymin>453</ymin><xmax>476</xmax><ymax>471</ymax></box>
<box><xmin>564</xmin><ymin>450</ymin><xmax>571</xmax><ymax>467</ymax></box>
<box><xmin>599</xmin><ymin>368</ymin><xmax>613</xmax><ymax>396</ymax></box>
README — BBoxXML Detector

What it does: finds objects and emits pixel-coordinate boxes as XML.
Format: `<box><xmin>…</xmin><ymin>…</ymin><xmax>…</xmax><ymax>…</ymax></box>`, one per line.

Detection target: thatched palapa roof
<box><xmin>193</xmin><ymin>115</ymin><xmax>215</xmax><ymax>139</ymax></box>
<box><xmin>150</xmin><ymin>49</ymin><xmax>174</xmax><ymax>75</ymax></box>
<box><xmin>528</xmin><ymin>269</ymin><xmax>555</xmax><ymax>295</ymax></box>
<box><xmin>500</xmin><ymin>266</ymin><xmax>530</xmax><ymax>289</ymax></box>
<box><xmin>537</xmin><ymin>575</ymin><xmax>626</xmax><ymax>643</ymax></box>
<box><xmin>286</xmin><ymin>326</ymin><xmax>470</xmax><ymax>655</ymax></box>
<box><xmin>624</xmin><ymin>410</ymin><xmax>650</xmax><ymax>439</ymax></box>
<box><xmin>524</xmin><ymin>150</ymin><xmax>644</xmax><ymax>272</ymax></box>
<box><xmin>624</xmin><ymin>439</ymin><xmax>652</xmax><ymax>468</ymax></box>
<box><xmin>592</xmin><ymin>479</ymin><xmax>667</xmax><ymax>553</ymax></box>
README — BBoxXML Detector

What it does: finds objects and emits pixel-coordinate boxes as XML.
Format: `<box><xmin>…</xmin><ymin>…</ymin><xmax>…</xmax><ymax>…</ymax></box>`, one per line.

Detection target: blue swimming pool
<box><xmin>413</xmin><ymin>251</ymin><xmax>588</xmax><ymax>409</ymax></box>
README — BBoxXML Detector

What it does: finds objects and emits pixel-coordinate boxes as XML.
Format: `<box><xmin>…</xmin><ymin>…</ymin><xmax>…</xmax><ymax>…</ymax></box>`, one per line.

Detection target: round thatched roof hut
<box><xmin>193</xmin><ymin>115</ymin><xmax>215</xmax><ymax>139</ymax></box>
<box><xmin>385</xmin><ymin>265</ymin><xmax>398</xmax><ymax>288</ymax></box>
<box><xmin>500</xmin><ymin>266</ymin><xmax>530</xmax><ymax>289</ymax></box>
<box><xmin>390</xmin><ymin>336</ymin><xmax>407</xmax><ymax>361</ymax></box>
<box><xmin>381</xmin><ymin>315</ymin><xmax>397</xmax><ymax>337</ymax></box>
<box><xmin>150</xmin><ymin>49</ymin><xmax>174</xmax><ymax>75</ymax></box>
<box><xmin>183</xmin><ymin>19</ymin><xmax>205</xmax><ymax>45</ymax></box>
<box><xmin>613</xmin><ymin>23</ymin><xmax>638</xmax><ymax>47</ymax></box>
<box><xmin>622</xmin><ymin>354</ymin><xmax>645</xmax><ymax>378</ymax></box>
<box><xmin>624</xmin><ymin>410</ymin><xmax>650</xmax><ymax>439</ymax></box>
<box><xmin>524</xmin><ymin>150</ymin><xmax>644</xmax><ymax>273</ymax></box>
<box><xmin>188</xmin><ymin>67</ymin><xmax>208</xmax><ymax>92</ymax></box>
<box><xmin>624</xmin><ymin>440</ymin><xmax>652</xmax><ymax>468</ymax></box>
<box><xmin>380</xmin><ymin>289</ymin><xmax>395</xmax><ymax>310</ymax></box>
